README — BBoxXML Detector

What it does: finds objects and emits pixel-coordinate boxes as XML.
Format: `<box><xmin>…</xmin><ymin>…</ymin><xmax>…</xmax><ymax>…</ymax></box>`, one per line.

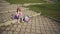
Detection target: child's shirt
<box><xmin>17</xmin><ymin>12</ymin><xmax>22</xmax><ymax>19</ymax></box>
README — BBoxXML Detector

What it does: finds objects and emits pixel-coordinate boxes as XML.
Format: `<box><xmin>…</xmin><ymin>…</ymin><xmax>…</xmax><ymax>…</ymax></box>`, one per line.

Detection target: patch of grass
<box><xmin>26</xmin><ymin>4</ymin><xmax>60</xmax><ymax>20</ymax></box>
<box><xmin>56</xmin><ymin>0</ymin><xmax>60</xmax><ymax>3</ymax></box>
<box><xmin>6</xmin><ymin>0</ymin><xmax>46</xmax><ymax>4</ymax></box>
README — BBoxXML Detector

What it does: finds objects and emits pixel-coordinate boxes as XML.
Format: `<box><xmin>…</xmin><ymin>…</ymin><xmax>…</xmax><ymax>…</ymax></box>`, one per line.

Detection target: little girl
<box><xmin>16</xmin><ymin>7</ymin><xmax>22</xmax><ymax>23</ymax></box>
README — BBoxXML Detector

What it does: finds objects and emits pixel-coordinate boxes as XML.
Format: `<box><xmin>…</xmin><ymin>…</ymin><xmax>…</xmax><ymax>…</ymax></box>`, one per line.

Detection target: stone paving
<box><xmin>0</xmin><ymin>0</ymin><xmax>10</xmax><ymax>12</ymax></box>
<box><xmin>0</xmin><ymin>0</ymin><xmax>60</xmax><ymax>34</ymax></box>
<box><xmin>0</xmin><ymin>16</ymin><xmax>60</xmax><ymax>34</ymax></box>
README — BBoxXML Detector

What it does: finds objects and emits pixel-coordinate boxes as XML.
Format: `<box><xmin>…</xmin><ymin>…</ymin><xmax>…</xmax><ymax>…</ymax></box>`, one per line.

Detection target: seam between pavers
<box><xmin>24</xmin><ymin>22</ymin><xmax>28</xmax><ymax>34</ymax></box>
<box><xmin>30</xmin><ymin>18</ymin><xmax>33</xmax><ymax>34</ymax></box>
<box><xmin>0</xmin><ymin>10</ymin><xmax>16</xmax><ymax>13</ymax></box>
<box><xmin>41</xmin><ymin>16</ymin><xmax>47</xmax><ymax>34</ymax></box>
<box><xmin>38</xmin><ymin>16</ymin><xmax>42</xmax><ymax>33</ymax></box>
<box><xmin>0</xmin><ymin>19</ymin><xmax>17</xmax><ymax>27</ymax></box>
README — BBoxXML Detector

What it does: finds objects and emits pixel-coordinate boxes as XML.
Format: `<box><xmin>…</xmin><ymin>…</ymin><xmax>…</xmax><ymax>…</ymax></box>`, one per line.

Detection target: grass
<box><xmin>6</xmin><ymin>0</ymin><xmax>46</xmax><ymax>4</ymax></box>
<box><xmin>26</xmin><ymin>4</ymin><xmax>60</xmax><ymax>20</ymax></box>
<box><xmin>56</xmin><ymin>0</ymin><xmax>60</xmax><ymax>3</ymax></box>
<box><xmin>6</xmin><ymin>0</ymin><xmax>60</xmax><ymax>20</ymax></box>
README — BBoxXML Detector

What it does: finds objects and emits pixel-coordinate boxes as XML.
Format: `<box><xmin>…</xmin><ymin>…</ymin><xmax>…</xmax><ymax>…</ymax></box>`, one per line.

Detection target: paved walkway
<box><xmin>0</xmin><ymin>16</ymin><xmax>60</xmax><ymax>34</ymax></box>
<box><xmin>0</xmin><ymin>0</ymin><xmax>60</xmax><ymax>34</ymax></box>
<box><xmin>0</xmin><ymin>0</ymin><xmax>10</xmax><ymax>12</ymax></box>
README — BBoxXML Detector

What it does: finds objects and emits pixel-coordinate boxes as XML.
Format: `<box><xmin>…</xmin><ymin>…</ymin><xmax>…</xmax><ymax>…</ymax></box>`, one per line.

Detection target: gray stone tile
<box><xmin>31</xmin><ymin>29</ymin><xmax>35</xmax><ymax>33</ymax></box>
<box><xmin>51</xmin><ymin>31</ymin><xmax>56</xmax><ymax>34</ymax></box>
<box><xmin>48</xmin><ymin>27</ymin><xmax>54</xmax><ymax>31</ymax></box>
<box><xmin>13</xmin><ymin>25</ymin><xmax>18</xmax><ymax>28</ymax></box>
<box><xmin>41</xmin><ymin>30</ymin><xmax>46</xmax><ymax>34</ymax></box>
<box><xmin>32</xmin><ymin>22</ymin><xmax>35</xmax><ymax>24</ymax></box>
<box><xmin>32</xmin><ymin>24</ymin><xmax>36</xmax><ymax>27</ymax></box>
<box><xmin>25</xmin><ymin>32</ymin><xmax>30</xmax><ymax>34</ymax></box>
<box><xmin>28</xmin><ymin>24</ymin><xmax>32</xmax><ymax>26</ymax></box>
<box><xmin>22</xmin><ymin>26</ymin><xmax>26</xmax><ymax>29</ymax></box>
<box><xmin>9</xmin><ymin>25</ymin><xmax>13</xmax><ymax>28</ymax></box>
<box><xmin>56</xmin><ymin>31</ymin><xmax>60</xmax><ymax>34</ymax></box>
<box><xmin>36</xmin><ymin>29</ymin><xmax>41</xmax><ymax>34</ymax></box>
<box><xmin>18</xmin><ymin>25</ymin><xmax>22</xmax><ymax>29</ymax></box>
<box><xmin>31</xmin><ymin>26</ymin><xmax>35</xmax><ymax>30</ymax></box>
<box><xmin>0</xmin><ymin>27</ymin><xmax>6</xmax><ymax>31</ymax></box>
<box><xmin>44</xmin><ymin>27</ymin><xmax>50</xmax><ymax>31</ymax></box>
<box><xmin>13</xmin><ymin>31</ymin><xmax>18</xmax><ymax>34</ymax></box>
<box><xmin>40</xmin><ymin>26</ymin><xmax>45</xmax><ymax>30</ymax></box>
<box><xmin>39</xmin><ymin>25</ymin><xmax>44</xmax><ymax>27</ymax></box>
<box><xmin>23</xmin><ymin>23</ymin><xmax>27</xmax><ymax>25</ymax></box>
<box><xmin>20</xmin><ymin>28</ymin><xmax>25</xmax><ymax>32</ymax></box>
<box><xmin>36</xmin><ymin>25</ymin><xmax>40</xmax><ymax>27</ymax></box>
<box><xmin>26</xmin><ymin>26</ymin><xmax>31</xmax><ymax>29</ymax></box>
<box><xmin>31</xmin><ymin>32</ymin><xmax>36</xmax><ymax>34</ymax></box>
<box><xmin>6</xmin><ymin>27</ymin><xmax>10</xmax><ymax>31</ymax></box>
<box><xmin>15</xmin><ymin>28</ymin><xmax>20</xmax><ymax>32</ymax></box>
<box><xmin>8</xmin><ymin>31</ymin><xmax>13</xmax><ymax>34</ymax></box>
<box><xmin>32</xmin><ymin>22</ymin><xmax>35</xmax><ymax>25</ymax></box>
<box><xmin>1</xmin><ymin>31</ymin><xmax>8</xmax><ymax>34</ymax></box>
<box><xmin>20</xmin><ymin>31</ymin><xmax>25</xmax><ymax>34</ymax></box>
<box><xmin>36</xmin><ymin>26</ymin><xmax>40</xmax><ymax>30</ymax></box>
<box><xmin>53</xmin><ymin>28</ymin><xmax>59</xmax><ymax>31</ymax></box>
<box><xmin>45</xmin><ymin>30</ymin><xmax>51</xmax><ymax>34</ymax></box>
<box><xmin>10</xmin><ymin>27</ymin><xmax>16</xmax><ymax>31</ymax></box>
<box><xmin>26</xmin><ymin>28</ymin><xmax>31</xmax><ymax>32</ymax></box>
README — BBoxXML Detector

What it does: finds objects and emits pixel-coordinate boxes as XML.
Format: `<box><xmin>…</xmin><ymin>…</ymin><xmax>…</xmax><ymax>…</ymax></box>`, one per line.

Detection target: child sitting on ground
<box><xmin>16</xmin><ymin>7</ymin><xmax>22</xmax><ymax>23</ymax></box>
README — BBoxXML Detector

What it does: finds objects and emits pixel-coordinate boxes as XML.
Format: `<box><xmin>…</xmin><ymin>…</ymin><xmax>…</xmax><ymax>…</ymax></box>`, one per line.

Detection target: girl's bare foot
<box><xmin>18</xmin><ymin>21</ymin><xmax>20</xmax><ymax>23</ymax></box>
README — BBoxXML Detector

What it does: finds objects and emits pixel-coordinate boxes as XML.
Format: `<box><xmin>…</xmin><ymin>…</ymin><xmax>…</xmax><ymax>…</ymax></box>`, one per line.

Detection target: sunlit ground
<box><xmin>0</xmin><ymin>0</ymin><xmax>60</xmax><ymax>34</ymax></box>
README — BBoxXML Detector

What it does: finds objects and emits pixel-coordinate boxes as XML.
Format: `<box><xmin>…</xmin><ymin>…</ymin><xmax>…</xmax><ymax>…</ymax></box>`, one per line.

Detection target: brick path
<box><xmin>0</xmin><ymin>0</ymin><xmax>60</xmax><ymax>34</ymax></box>
<box><xmin>0</xmin><ymin>15</ymin><xmax>60</xmax><ymax>34</ymax></box>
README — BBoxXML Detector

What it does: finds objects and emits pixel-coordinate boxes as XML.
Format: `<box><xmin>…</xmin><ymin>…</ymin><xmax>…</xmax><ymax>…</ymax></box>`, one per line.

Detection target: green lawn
<box><xmin>6</xmin><ymin>0</ymin><xmax>46</xmax><ymax>4</ymax></box>
<box><xmin>26</xmin><ymin>4</ymin><xmax>60</xmax><ymax>20</ymax></box>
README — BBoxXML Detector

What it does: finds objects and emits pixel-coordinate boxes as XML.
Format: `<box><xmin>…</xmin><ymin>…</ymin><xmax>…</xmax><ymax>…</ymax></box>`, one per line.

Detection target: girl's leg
<box><xmin>17</xmin><ymin>19</ymin><xmax>20</xmax><ymax>23</ymax></box>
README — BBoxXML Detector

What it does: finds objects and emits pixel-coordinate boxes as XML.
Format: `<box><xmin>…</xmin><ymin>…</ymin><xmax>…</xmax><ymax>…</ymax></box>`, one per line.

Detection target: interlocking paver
<box><xmin>25</xmin><ymin>32</ymin><xmax>30</xmax><ymax>34</ymax></box>
<box><xmin>0</xmin><ymin>1</ymin><xmax>60</xmax><ymax>34</ymax></box>
<box><xmin>46</xmin><ymin>31</ymin><xmax>51</xmax><ymax>34</ymax></box>
<box><xmin>13</xmin><ymin>25</ymin><xmax>18</xmax><ymax>28</ymax></box>
<box><xmin>10</xmin><ymin>27</ymin><xmax>16</xmax><ymax>31</ymax></box>
<box><xmin>1</xmin><ymin>31</ymin><xmax>8</xmax><ymax>34</ymax></box>
<box><xmin>31</xmin><ymin>29</ymin><xmax>35</xmax><ymax>33</ymax></box>
<box><xmin>30</xmin><ymin>32</ymin><xmax>36</xmax><ymax>34</ymax></box>
<box><xmin>36</xmin><ymin>26</ymin><xmax>40</xmax><ymax>30</ymax></box>
<box><xmin>56</xmin><ymin>31</ymin><xmax>60</xmax><ymax>34</ymax></box>
<box><xmin>22</xmin><ymin>25</ymin><xmax>27</xmax><ymax>29</ymax></box>
<box><xmin>0</xmin><ymin>27</ymin><xmax>6</xmax><ymax>31</ymax></box>
<box><xmin>6</xmin><ymin>27</ymin><xmax>10</xmax><ymax>31</ymax></box>
<box><xmin>32</xmin><ymin>23</ymin><xmax>35</xmax><ymax>27</ymax></box>
<box><xmin>15</xmin><ymin>28</ymin><xmax>20</xmax><ymax>32</ymax></box>
<box><xmin>20</xmin><ymin>28</ymin><xmax>25</xmax><ymax>32</ymax></box>
<box><xmin>50</xmin><ymin>31</ymin><xmax>56</xmax><ymax>34</ymax></box>
<box><xmin>36</xmin><ymin>29</ymin><xmax>41</xmax><ymax>33</ymax></box>
<box><xmin>26</xmin><ymin>28</ymin><xmax>31</xmax><ymax>32</ymax></box>
<box><xmin>0</xmin><ymin>15</ymin><xmax>60</xmax><ymax>34</ymax></box>
<box><xmin>13</xmin><ymin>31</ymin><xmax>19</xmax><ymax>34</ymax></box>
<box><xmin>0</xmin><ymin>14</ymin><xmax>60</xmax><ymax>34</ymax></box>
<box><xmin>19</xmin><ymin>31</ymin><xmax>25</xmax><ymax>34</ymax></box>
<box><xmin>8</xmin><ymin>31</ymin><xmax>13</xmax><ymax>34</ymax></box>
<box><xmin>26</xmin><ymin>26</ymin><xmax>31</xmax><ymax>29</ymax></box>
<box><xmin>40</xmin><ymin>30</ymin><xmax>46</xmax><ymax>34</ymax></box>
